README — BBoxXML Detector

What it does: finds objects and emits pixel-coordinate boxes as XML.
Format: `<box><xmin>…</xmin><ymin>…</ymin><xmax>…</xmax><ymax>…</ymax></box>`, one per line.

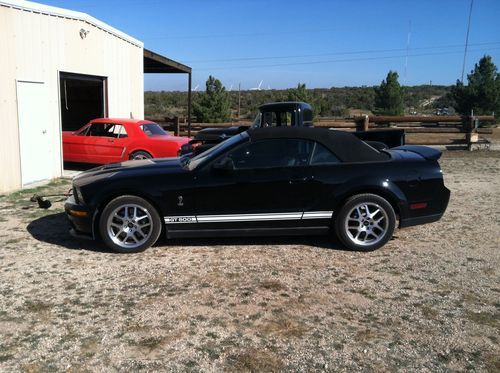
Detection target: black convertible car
<box><xmin>65</xmin><ymin>127</ymin><xmax>450</xmax><ymax>253</ymax></box>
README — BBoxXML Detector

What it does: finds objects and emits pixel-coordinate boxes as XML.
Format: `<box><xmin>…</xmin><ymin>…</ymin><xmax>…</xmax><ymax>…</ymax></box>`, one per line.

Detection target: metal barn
<box><xmin>0</xmin><ymin>0</ymin><xmax>191</xmax><ymax>192</ymax></box>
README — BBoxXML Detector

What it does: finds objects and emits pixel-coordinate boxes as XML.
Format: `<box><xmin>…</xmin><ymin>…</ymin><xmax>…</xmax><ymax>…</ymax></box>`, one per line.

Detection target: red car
<box><xmin>63</xmin><ymin>118</ymin><xmax>189</xmax><ymax>164</ymax></box>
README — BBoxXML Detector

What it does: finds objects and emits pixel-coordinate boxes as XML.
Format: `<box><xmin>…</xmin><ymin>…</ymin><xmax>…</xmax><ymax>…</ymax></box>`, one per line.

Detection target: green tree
<box><xmin>451</xmin><ymin>55</ymin><xmax>500</xmax><ymax>115</ymax></box>
<box><xmin>374</xmin><ymin>71</ymin><xmax>404</xmax><ymax>115</ymax></box>
<box><xmin>193</xmin><ymin>75</ymin><xmax>231</xmax><ymax>123</ymax></box>
<box><xmin>287</xmin><ymin>83</ymin><xmax>312</xmax><ymax>103</ymax></box>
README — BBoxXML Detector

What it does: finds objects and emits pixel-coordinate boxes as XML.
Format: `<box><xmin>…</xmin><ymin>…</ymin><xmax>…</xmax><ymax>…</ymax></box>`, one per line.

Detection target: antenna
<box><xmin>461</xmin><ymin>0</ymin><xmax>474</xmax><ymax>82</ymax></box>
<box><xmin>404</xmin><ymin>20</ymin><xmax>411</xmax><ymax>85</ymax></box>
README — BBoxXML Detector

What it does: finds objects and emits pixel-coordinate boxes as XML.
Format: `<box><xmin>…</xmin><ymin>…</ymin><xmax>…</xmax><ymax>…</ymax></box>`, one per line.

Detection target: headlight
<box><xmin>74</xmin><ymin>187</ymin><xmax>85</xmax><ymax>204</ymax></box>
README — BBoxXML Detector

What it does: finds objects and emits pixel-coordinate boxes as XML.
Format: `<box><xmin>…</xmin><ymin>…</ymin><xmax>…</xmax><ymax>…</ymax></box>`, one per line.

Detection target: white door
<box><xmin>16</xmin><ymin>81</ymin><xmax>53</xmax><ymax>186</ymax></box>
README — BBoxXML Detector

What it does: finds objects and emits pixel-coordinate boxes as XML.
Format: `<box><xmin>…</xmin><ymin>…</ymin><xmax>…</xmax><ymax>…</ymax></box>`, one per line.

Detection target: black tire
<box><xmin>335</xmin><ymin>193</ymin><xmax>396</xmax><ymax>251</ymax></box>
<box><xmin>130</xmin><ymin>151</ymin><xmax>152</xmax><ymax>160</ymax></box>
<box><xmin>99</xmin><ymin>195</ymin><xmax>162</xmax><ymax>253</ymax></box>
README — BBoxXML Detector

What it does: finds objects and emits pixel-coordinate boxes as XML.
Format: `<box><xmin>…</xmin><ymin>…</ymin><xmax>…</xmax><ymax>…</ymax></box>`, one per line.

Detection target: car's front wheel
<box><xmin>335</xmin><ymin>193</ymin><xmax>396</xmax><ymax>251</ymax></box>
<box><xmin>99</xmin><ymin>195</ymin><xmax>162</xmax><ymax>253</ymax></box>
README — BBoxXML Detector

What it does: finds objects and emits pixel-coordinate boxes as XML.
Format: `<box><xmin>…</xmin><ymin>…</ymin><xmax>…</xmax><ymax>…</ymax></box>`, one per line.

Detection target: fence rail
<box><xmin>150</xmin><ymin>115</ymin><xmax>495</xmax><ymax>148</ymax></box>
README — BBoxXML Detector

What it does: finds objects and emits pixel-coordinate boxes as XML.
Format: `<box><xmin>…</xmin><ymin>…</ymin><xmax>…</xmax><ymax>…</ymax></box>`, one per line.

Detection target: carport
<box><xmin>144</xmin><ymin>48</ymin><xmax>192</xmax><ymax>136</ymax></box>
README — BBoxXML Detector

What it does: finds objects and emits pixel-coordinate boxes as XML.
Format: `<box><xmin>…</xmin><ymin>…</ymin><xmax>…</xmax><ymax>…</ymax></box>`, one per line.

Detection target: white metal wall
<box><xmin>0</xmin><ymin>2</ymin><xmax>144</xmax><ymax>192</ymax></box>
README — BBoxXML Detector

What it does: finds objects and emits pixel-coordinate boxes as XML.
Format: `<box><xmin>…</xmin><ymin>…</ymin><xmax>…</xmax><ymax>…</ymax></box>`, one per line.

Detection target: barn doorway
<box><xmin>60</xmin><ymin>72</ymin><xmax>107</xmax><ymax>131</ymax></box>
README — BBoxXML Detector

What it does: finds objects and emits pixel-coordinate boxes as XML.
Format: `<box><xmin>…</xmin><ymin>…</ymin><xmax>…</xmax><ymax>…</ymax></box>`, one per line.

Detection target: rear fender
<box><xmin>332</xmin><ymin>177</ymin><xmax>408</xmax><ymax>219</ymax></box>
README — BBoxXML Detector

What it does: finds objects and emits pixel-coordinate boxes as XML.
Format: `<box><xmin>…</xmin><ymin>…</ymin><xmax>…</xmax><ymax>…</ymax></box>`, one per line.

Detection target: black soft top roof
<box><xmin>247</xmin><ymin>127</ymin><xmax>388</xmax><ymax>162</ymax></box>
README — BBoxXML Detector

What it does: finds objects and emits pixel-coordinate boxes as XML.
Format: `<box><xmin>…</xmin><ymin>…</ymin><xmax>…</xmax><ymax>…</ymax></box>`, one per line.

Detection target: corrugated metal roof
<box><xmin>0</xmin><ymin>0</ymin><xmax>143</xmax><ymax>48</ymax></box>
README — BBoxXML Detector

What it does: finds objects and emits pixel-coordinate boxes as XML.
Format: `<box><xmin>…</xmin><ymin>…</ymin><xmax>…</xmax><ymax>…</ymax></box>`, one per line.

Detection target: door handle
<box><xmin>107</xmin><ymin>139</ymin><xmax>114</xmax><ymax>143</ymax></box>
<box><xmin>289</xmin><ymin>176</ymin><xmax>313</xmax><ymax>184</ymax></box>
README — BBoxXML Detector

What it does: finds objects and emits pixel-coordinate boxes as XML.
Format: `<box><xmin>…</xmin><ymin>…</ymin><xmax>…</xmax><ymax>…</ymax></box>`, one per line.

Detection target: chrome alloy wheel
<box><xmin>133</xmin><ymin>153</ymin><xmax>149</xmax><ymax>160</ymax></box>
<box><xmin>344</xmin><ymin>202</ymin><xmax>389</xmax><ymax>247</ymax></box>
<box><xmin>106</xmin><ymin>204</ymin><xmax>153</xmax><ymax>249</ymax></box>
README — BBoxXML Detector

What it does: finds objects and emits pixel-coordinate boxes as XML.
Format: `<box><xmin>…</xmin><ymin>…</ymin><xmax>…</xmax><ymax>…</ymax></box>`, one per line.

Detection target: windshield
<box><xmin>250</xmin><ymin>112</ymin><xmax>262</xmax><ymax>129</ymax></box>
<box><xmin>141</xmin><ymin>123</ymin><xmax>168</xmax><ymax>136</ymax></box>
<box><xmin>184</xmin><ymin>133</ymin><xmax>248</xmax><ymax>171</ymax></box>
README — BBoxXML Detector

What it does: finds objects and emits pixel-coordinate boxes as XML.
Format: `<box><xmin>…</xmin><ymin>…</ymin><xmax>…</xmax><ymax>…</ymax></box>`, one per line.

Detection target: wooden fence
<box><xmin>152</xmin><ymin>115</ymin><xmax>496</xmax><ymax>148</ymax></box>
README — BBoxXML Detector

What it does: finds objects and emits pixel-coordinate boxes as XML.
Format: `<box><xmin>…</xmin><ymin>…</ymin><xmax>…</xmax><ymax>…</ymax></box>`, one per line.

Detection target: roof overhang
<box><xmin>144</xmin><ymin>49</ymin><xmax>191</xmax><ymax>74</ymax></box>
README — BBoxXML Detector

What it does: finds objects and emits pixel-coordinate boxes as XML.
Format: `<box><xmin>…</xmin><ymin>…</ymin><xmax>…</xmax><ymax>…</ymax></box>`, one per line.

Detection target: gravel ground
<box><xmin>0</xmin><ymin>151</ymin><xmax>499</xmax><ymax>372</ymax></box>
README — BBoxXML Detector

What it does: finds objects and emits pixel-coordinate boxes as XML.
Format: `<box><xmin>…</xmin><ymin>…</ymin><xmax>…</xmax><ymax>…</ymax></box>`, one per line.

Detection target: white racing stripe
<box><xmin>164</xmin><ymin>211</ymin><xmax>333</xmax><ymax>224</ymax></box>
<box><xmin>197</xmin><ymin>212</ymin><xmax>302</xmax><ymax>223</ymax></box>
<box><xmin>302</xmin><ymin>211</ymin><xmax>334</xmax><ymax>219</ymax></box>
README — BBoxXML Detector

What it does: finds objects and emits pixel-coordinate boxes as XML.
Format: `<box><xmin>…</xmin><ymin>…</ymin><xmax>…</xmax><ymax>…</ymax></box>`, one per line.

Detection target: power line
<box><xmin>196</xmin><ymin>46</ymin><xmax>500</xmax><ymax>71</ymax></box>
<box><xmin>185</xmin><ymin>41</ymin><xmax>500</xmax><ymax>64</ymax></box>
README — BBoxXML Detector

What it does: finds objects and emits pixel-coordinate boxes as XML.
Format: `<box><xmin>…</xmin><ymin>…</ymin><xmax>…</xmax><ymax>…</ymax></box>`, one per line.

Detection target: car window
<box><xmin>140</xmin><ymin>123</ymin><xmax>168</xmax><ymax>137</ymax></box>
<box><xmin>76</xmin><ymin>125</ymin><xmax>90</xmax><ymax>136</ymax></box>
<box><xmin>227</xmin><ymin>139</ymin><xmax>314</xmax><ymax>169</ymax></box>
<box><xmin>261</xmin><ymin>111</ymin><xmax>294</xmax><ymax>127</ymax></box>
<box><xmin>87</xmin><ymin>123</ymin><xmax>127</xmax><ymax>138</ymax></box>
<box><xmin>310</xmin><ymin>142</ymin><xmax>340</xmax><ymax>165</ymax></box>
<box><xmin>303</xmin><ymin>109</ymin><xmax>313</xmax><ymax>126</ymax></box>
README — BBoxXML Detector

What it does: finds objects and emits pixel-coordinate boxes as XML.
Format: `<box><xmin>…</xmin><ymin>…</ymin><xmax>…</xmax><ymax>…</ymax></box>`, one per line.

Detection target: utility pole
<box><xmin>238</xmin><ymin>83</ymin><xmax>241</xmax><ymax>122</ymax></box>
<box><xmin>461</xmin><ymin>0</ymin><xmax>474</xmax><ymax>82</ymax></box>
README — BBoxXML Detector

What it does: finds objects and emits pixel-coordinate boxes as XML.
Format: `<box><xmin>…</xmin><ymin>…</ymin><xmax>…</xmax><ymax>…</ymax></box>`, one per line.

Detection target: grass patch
<box><xmin>226</xmin><ymin>349</ymin><xmax>284</xmax><ymax>372</ymax></box>
<box><xmin>466</xmin><ymin>311</ymin><xmax>499</xmax><ymax>327</ymax></box>
<box><xmin>259</xmin><ymin>317</ymin><xmax>309</xmax><ymax>338</ymax></box>
<box><xmin>130</xmin><ymin>336</ymin><xmax>165</xmax><ymax>353</ymax></box>
<box><xmin>0</xmin><ymin>178</ymin><xmax>71</xmax><ymax>220</ymax></box>
<box><xmin>260</xmin><ymin>280</ymin><xmax>287</xmax><ymax>292</ymax></box>
<box><xmin>24</xmin><ymin>300</ymin><xmax>52</xmax><ymax>313</ymax></box>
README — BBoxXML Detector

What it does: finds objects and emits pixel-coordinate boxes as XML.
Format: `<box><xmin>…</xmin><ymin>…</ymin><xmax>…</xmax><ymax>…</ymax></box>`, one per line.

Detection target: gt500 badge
<box><xmin>164</xmin><ymin>216</ymin><xmax>196</xmax><ymax>224</ymax></box>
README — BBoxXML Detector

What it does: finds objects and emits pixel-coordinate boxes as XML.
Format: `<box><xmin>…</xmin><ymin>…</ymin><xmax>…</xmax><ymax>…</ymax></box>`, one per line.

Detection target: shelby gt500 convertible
<box><xmin>65</xmin><ymin>127</ymin><xmax>450</xmax><ymax>253</ymax></box>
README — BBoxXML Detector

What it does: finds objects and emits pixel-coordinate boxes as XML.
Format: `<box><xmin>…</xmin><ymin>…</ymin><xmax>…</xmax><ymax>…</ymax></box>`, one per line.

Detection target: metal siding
<box><xmin>0</xmin><ymin>5</ymin><xmax>144</xmax><ymax>192</ymax></box>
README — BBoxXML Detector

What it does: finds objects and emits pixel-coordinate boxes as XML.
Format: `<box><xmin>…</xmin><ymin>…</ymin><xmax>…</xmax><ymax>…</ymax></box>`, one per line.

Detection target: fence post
<box><xmin>174</xmin><ymin>116</ymin><xmax>180</xmax><ymax>136</ymax></box>
<box><xmin>466</xmin><ymin>116</ymin><xmax>479</xmax><ymax>150</ymax></box>
<box><xmin>363</xmin><ymin>115</ymin><xmax>369</xmax><ymax>131</ymax></box>
<box><xmin>355</xmin><ymin>116</ymin><xmax>368</xmax><ymax>132</ymax></box>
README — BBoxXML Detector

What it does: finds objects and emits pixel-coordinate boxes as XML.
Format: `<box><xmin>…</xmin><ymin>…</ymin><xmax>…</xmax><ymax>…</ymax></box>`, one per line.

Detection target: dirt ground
<box><xmin>0</xmin><ymin>151</ymin><xmax>499</xmax><ymax>372</ymax></box>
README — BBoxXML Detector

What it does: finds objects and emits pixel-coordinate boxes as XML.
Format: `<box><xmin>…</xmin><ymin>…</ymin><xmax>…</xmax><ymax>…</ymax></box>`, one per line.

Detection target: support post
<box><xmin>187</xmin><ymin>72</ymin><xmax>192</xmax><ymax>138</ymax></box>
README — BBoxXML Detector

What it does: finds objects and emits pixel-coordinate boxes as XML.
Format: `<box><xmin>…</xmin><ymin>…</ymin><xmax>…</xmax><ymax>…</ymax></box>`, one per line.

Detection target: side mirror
<box><xmin>212</xmin><ymin>157</ymin><xmax>234</xmax><ymax>172</ymax></box>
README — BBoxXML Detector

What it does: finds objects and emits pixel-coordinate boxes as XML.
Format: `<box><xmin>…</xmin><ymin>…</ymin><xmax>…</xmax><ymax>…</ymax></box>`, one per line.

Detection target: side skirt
<box><xmin>166</xmin><ymin>226</ymin><xmax>330</xmax><ymax>239</ymax></box>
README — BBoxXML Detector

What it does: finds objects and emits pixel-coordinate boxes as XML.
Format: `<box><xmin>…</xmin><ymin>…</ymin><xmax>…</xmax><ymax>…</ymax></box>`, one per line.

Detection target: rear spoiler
<box><xmin>393</xmin><ymin>145</ymin><xmax>442</xmax><ymax>160</ymax></box>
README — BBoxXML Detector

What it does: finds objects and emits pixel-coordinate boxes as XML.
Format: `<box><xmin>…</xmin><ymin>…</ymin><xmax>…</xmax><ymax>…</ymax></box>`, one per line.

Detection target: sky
<box><xmin>40</xmin><ymin>0</ymin><xmax>500</xmax><ymax>91</ymax></box>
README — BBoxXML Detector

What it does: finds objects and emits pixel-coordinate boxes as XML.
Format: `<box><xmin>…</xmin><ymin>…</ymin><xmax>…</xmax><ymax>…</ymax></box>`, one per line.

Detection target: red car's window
<box><xmin>87</xmin><ymin>123</ymin><xmax>128</xmax><ymax>138</ymax></box>
<box><xmin>140</xmin><ymin>123</ymin><xmax>168</xmax><ymax>137</ymax></box>
<box><xmin>76</xmin><ymin>125</ymin><xmax>90</xmax><ymax>136</ymax></box>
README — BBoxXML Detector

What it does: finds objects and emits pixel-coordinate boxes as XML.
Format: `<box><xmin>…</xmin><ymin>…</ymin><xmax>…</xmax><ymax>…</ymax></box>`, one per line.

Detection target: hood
<box><xmin>73</xmin><ymin>157</ymin><xmax>185</xmax><ymax>186</ymax></box>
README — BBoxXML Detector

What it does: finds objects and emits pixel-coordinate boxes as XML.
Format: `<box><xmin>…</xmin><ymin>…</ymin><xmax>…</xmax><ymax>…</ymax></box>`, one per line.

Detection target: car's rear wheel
<box><xmin>99</xmin><ymin>195</ymin><xmax>162</xmax><ymax>253</ymax></box>
<box><xmin>335</xmin><ymin>193</ymin><xmax>396</xmax><ymax>251</ymax></box>
<box><xmin>130</xmin><ymin>151</ymin><xmax>152</xmax><ymax>160</ymax></box>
